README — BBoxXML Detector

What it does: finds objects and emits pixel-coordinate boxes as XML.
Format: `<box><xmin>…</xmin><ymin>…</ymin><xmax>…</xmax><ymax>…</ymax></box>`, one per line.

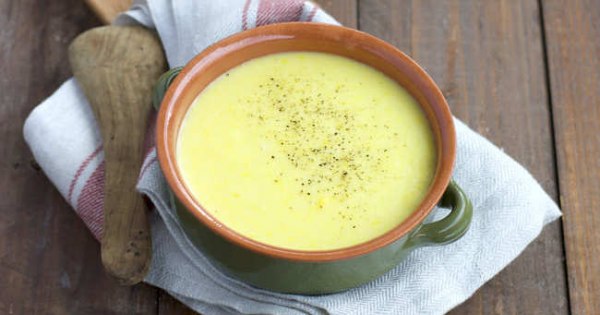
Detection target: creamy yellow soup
<box><xmin>177</xmin><ymin>52</ymin><xmax>436</xmax><ymax>251</ymax></box>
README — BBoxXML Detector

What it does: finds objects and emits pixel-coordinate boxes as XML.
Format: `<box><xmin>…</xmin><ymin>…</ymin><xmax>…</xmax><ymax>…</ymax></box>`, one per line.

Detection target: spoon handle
<box><xmin>69</xmin><ymin>26</ymin><xmax>167</xmax><ymax>285</ymax></box>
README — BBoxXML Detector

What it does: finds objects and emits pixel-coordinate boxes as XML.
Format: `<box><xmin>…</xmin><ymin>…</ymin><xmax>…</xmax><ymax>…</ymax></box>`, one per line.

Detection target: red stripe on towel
<box><xmin>307</xmin><ymin>5</ymin><xmax>318</xmax><ymax>21</ymax></box>
<box><xmin>242</xmin><ymin>0</ymin><xmax>252</xmax><ymax>30</ymax></box>
<box><xmin>76</xmin><ymin>161</ymin><xmax>105</xmax><ymax>240</ymax></box>
<box><xmin>256</xmin><ymin>0</ymin><xmax>304</xmax><ymax>26</ymax></box>
<box><xmin>67</xmin><ymin>145</ymin><xmax>103</xmax><ymax>204</ymax></box>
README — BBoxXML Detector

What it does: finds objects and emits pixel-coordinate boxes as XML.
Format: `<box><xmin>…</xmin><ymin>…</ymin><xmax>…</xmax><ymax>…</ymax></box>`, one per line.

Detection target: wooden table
<box><xmin>1</xmin><ymin>0</ymin><xmax>598</xmax><ymax>314</ymax></box>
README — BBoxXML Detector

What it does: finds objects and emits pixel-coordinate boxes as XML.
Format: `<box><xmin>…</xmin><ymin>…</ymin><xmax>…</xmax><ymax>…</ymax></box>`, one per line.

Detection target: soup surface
<box><xmin>177</xmin><ymin>52</ymin><xmax>436</xmax><ymax>251</ymax></box>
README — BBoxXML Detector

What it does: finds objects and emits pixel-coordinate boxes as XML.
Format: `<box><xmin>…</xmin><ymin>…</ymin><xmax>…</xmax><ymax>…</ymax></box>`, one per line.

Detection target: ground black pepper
<box><xmin>240</xmin><ymin>69</ymin><xmax>397</xmax><ymax>226</ymax></box>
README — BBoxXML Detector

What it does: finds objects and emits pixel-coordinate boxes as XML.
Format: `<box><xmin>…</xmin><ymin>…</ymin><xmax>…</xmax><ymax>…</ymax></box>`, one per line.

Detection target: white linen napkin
<box><xmin>23</xmin><ymin>0</ymin><xmax>561</xmax><ymax>314</ymax></box>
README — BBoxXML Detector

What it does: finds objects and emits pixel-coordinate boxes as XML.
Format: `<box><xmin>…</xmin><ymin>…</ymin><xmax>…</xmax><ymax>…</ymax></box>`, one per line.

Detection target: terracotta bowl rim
<box><xmin>156</xmin><ymin>22</ymin><xmax>456</xmax><ymax>262</ymax></box>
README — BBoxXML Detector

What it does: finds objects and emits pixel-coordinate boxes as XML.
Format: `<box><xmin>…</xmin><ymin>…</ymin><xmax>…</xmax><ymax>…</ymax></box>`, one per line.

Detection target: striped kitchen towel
<box><xmin>23</xmin><ymin>0</ymin><xmax>561</xmax><ymax>314</ymax></box>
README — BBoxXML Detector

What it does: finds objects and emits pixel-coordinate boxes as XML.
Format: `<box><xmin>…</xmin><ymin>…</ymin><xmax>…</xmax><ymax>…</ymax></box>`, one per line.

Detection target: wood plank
<box><xmin>542</xmin><ymin>0</ymin><xmax>600</xmax><ymax>313</ymax></box>
<box><xmin>84</xmin><ymin>0</ymin><xmax>132</xmax><ymax>24</ymax></box>
<box><xmin>0</xmin><ymin>0</ymin><xmax>158</xmax><ymax>314</ymax></box>
<box><xmin>359</xmin><ymin>0</ymin><xmax>568</xmax><ymax>313</ymax></box>
<box><xmin>158</xmin><ymin>293</ymin><xmax>197</xmax><ymax>315</ymax></box>
<box><xmin>317</xmin><ymin>0</ymin><xmax>357</xmax><ymax>28</ymax></box>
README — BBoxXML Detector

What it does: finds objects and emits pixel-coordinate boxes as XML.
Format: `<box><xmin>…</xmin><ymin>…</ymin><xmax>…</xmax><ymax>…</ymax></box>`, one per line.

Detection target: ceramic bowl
<box><xmin>154</xmin><ymin>22</ymin><xmax>472</xmax><ymax>294</ymax></box>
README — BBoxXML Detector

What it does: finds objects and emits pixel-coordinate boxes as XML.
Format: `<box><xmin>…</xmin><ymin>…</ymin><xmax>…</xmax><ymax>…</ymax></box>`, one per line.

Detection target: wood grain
<box><xmin>359</xmin><ymin>0</ymin><xmax>568</xmax><ymax>313</ymax></box>
<box><xmin>0</xmin><ymin>0</ymin><xmax>159</xmax><ymax>314</ymax></box>
<box><xmin>3</xmin><ymin>0</ymin><xmax>587</xmax><ymax>313</ymax></box>
<box><xmin>316</xmin><ymin>0</ymin><xmax>357</xmax><ymax>28</ymax></box>
<box><xmin>542</xmin><ymin>0</ymin><xmax>600</xmax><ymax>313</ymax></box>
<box><xmin>158</xmin><ymin>293</ymin><xmax>198</xmax><ymax>315</ymax></box>
<box><xmin>69</xmin><ymin>26</ymin><xmax>167</xmax><ymax>285</ymax></box>
<box><xmin>84</xmin><ymin>0</ymin><xmax>132</xmax><ymax>24</ymax></box>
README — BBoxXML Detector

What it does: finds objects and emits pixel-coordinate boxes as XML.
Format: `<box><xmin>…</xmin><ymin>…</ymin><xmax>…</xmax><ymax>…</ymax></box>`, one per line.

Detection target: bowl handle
<box><xmin>404</xmin><ymin>180</ymin><xmax>473</xmax><ymax>249</ymax></box>
<box><xmin>152</xmin><ymin>67</ymin><xmax>183</xmax><ymax>110</ymax></box>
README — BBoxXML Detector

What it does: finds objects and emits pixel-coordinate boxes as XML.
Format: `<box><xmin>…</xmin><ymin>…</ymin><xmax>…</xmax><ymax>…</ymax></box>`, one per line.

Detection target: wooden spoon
<box><xmin>69</xmin><ymin>26</ymin><xmax>167</xmax><ymax>285</ymax></box>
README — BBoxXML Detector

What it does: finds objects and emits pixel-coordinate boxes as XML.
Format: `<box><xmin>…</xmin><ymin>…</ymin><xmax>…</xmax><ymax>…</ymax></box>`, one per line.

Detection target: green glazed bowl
<box><xmin>154</xmin><ymin>23</ymin><xmax>472</xmax><ymax>294</ymax></box>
